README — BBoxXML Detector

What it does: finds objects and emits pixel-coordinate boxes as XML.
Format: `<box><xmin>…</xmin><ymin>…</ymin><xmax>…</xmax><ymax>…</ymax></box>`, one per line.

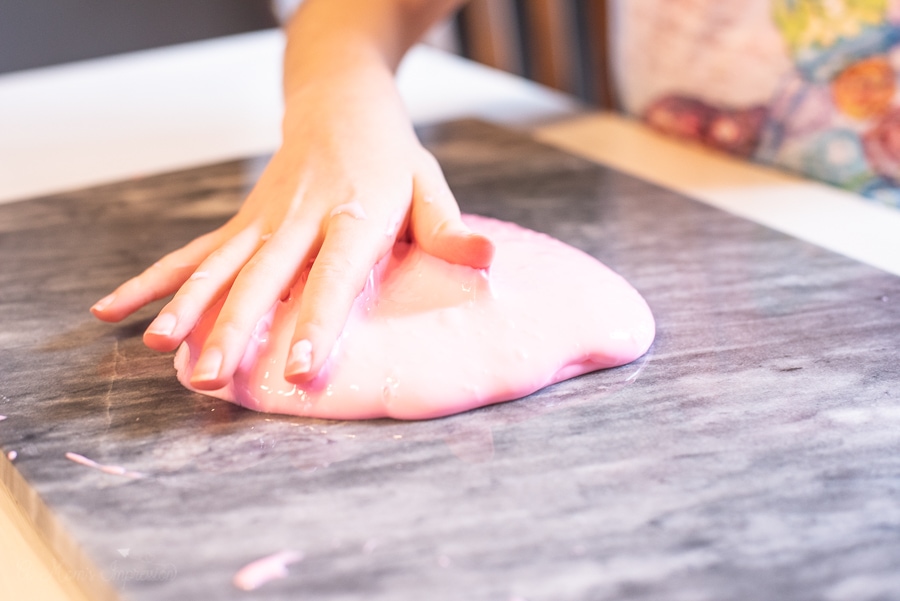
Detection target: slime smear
<box><xmin>232</xmin><ymin>550</ymin><xmax>303</xmax><ymax>591</ymax></box>
<box><xmin>65</xmin><ymin>452</ymin><xmax>145</xmax><ymax>479</ymax></box>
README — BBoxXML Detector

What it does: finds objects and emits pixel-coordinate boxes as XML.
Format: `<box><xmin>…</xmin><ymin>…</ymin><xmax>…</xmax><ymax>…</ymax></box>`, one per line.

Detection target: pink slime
<box><xmin>175</xmin><ymin>216</ymin><xmax>655</xmax><ymax>420</ymax></box>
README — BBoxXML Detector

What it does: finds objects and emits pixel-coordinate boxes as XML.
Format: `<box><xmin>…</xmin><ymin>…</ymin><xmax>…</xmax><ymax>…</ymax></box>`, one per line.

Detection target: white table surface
<box><xmin>1</xmin><ymin>27</ymin><xmax>899</xmax><ymax>601</ymax></box>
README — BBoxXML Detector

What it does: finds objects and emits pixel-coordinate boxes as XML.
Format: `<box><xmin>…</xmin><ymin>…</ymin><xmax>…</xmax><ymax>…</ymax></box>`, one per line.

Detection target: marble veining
<box><xmin>1</xmin><ymin>120</ymin><xmax>899</xmax><ymax>601</ymax></box>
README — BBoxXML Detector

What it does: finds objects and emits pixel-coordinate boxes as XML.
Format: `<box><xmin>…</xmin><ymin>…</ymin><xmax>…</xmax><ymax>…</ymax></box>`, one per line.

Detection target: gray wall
<box><xmin>0</xmin><ymin>0</ymin><xmax>278</xmax><ymax>74</ymax></box>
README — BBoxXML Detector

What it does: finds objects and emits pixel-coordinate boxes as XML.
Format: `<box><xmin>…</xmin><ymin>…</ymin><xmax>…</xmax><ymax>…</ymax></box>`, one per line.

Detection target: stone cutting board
<box><xmin>2</xmin><ymin>120</ymin><xmax>900</xmax><ymax>601</ymax></box>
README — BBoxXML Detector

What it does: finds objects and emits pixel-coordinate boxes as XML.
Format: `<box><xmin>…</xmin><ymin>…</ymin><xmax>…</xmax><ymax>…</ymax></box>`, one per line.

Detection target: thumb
<box><xmin>410</xmin><ymin>155</ymin><xmax>495</xmax><ymax>269</ymax></box>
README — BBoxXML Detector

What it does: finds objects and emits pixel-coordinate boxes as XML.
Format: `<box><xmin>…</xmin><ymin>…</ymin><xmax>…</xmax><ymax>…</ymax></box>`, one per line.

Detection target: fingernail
<box><xmin>91</xmin><ymin>293</ymin><xmax>116</xmax><ymax>313</ymax></box>
<box><xmin>192</xmin><ymin>348</ymin><xmax>223</xmax><ymax>383</ymax></box>
<box><xmin>286</xmin><ymin>339</ymin><xmax>313</xmax><ymax>376</ymax></box>
<box><xmin>146</xmin><ymin>313</ymin><xmax>177</xmax><ymax>337</ymax></box>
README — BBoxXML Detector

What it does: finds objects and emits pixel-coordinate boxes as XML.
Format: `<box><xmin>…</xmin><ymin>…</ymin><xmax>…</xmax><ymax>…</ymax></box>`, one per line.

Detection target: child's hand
<box><xmin>91</xmin><ymin>65</ymin><xmax>493</xmax><ymax>388</ymax></box>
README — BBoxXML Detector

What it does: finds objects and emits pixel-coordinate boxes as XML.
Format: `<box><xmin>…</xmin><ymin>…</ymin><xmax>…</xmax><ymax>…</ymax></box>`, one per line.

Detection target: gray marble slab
<box><xmin>2</xmin><ymin>120</ymin><xmax>900</xmax><ymax>601</ymax></box>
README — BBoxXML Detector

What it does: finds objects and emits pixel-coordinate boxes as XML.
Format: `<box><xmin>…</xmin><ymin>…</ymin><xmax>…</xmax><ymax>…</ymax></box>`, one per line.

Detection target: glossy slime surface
<box><xmin>175</xmin><ymin>216</ymin><xmax>655</xmax><ymax>420</ymax></box>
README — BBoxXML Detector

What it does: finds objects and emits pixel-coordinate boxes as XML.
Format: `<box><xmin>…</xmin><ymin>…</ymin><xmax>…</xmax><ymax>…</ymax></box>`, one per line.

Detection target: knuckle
<box><xmin>306</xmin><ymin>255</ymin><xmax>372</xmax><ymax>310</ymax></box>
<box><xmin>123</xmin><ymin>275</ymin><xmax>161</xmax><ymax>300</ymax></box>
<box><xmin>418</xmin><ymin>149</ymin><xmax>441</xmax><ymax>171</ymax></box>
<box><xmin>213</xmin><ymin>318</ymin><xmax>250</xmax><ymax>344</ymax></box>
<box><xmin>203</xmin><ymin>246</ymin><xmax>229</xmax><ymax>267</ymax></box>
<box><xmin>309</xmin><ymin>254</ymin><xmax>355</xmax><ymax>284</ymax></box>
<box><xmin>303</xmin><ymin>314</ymin><xmax>328</xmax><ymax>332</ymax></box>
<box><xmin>430</xmin><ymin>217</ymin><xmax>457</xmax><ymax>239</ymax></box>
<box><xmin>241</xmin><ymin>252</ymin><xmax>288</xmax><ymax>284</ymax></box>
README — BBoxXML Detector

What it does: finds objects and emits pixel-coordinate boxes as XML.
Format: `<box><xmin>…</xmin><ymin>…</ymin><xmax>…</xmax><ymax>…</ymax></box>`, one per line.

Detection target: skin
<box><xmin>91</xmin><ymin>0</ymin><xmax>488</xmax><ymax>388</ymax></box>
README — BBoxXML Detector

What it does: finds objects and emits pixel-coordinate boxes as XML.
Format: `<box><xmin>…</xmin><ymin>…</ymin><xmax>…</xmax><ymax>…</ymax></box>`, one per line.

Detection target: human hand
<box><xmin>91</xmin><ymin>66</ymin><xmax>494</xmax><ymax>389</ymax></box>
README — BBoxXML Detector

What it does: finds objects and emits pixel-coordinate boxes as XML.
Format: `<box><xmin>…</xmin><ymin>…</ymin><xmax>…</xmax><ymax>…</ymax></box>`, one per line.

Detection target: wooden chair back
<box><xmin>455</xmin><ymin>0</ymin><xmax>614</xmax><ymax>108</ymax></box>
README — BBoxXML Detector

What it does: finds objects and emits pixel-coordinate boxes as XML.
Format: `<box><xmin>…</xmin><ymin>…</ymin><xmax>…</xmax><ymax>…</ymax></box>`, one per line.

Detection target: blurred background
<box><xmin>0</xmin><ymin>0</ymin><xmax>277</xmax><ymax>73</ymax></box>
<box><xmin>0</xmin><ymin>0</ymin><xmax>613</xmax><ymax>107</ymax></box>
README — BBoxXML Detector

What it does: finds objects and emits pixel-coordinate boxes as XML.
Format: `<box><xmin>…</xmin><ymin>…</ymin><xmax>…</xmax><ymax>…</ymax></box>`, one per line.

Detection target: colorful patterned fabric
<box><xmin>613</xmin><ymin>0</ymin><xmax>900</xmax><ymax>207</ymax></box>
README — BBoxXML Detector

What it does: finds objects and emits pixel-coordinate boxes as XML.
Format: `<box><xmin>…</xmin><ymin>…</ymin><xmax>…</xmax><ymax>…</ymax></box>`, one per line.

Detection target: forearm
<box><xmin>282</xmin><ymin>0</ymin><xmax>467</xmax><ymax>100</ymax></box>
